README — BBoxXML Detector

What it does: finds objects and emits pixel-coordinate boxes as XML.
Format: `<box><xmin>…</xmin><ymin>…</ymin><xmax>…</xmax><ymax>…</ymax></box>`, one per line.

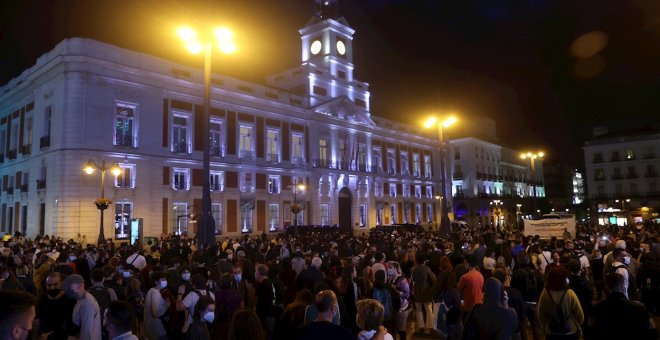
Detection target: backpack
<box><xmin>523</xmin><ymin>268</ymin><xmax>539</xmax><ymax>302</ymax></box>
<box><xmin>436</xmin><ymin>300</ymin><xmax>451</xmax><ymax>338</ymax></box>
<box><xmin>124</xmin><ymin>279</ymin><xmax>145</xmax><ymax>321</ymax></box>
<box><xmin>373</xmin><ymin>287</ymin><xmax>393</xmax><ymax>320</ymax></box>
<box><xmin>88</xmin><ymin>286</ymin><xmax>112</xmax><ymax>324</ymax></box>
<box><xmin>547</xmin><ymin>289</ymin><xmax>572</xmax><ymax>335</ymax></box>
<box><xmin>606</xmin><ymin>264</ymin><xmax>637</xmax><ymax>300</ymax></box>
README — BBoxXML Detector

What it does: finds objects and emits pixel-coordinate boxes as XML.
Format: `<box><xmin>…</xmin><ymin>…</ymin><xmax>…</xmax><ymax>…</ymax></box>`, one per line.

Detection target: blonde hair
<box><xmin>356</xmin><ymin>299</ymin><xmax>384</xmax><ymax>331</ymax></box>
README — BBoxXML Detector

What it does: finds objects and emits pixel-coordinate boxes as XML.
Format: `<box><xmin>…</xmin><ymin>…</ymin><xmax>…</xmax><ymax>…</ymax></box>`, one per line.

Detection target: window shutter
<box><xmin>192</xmin><ymin>168</ymin><xmax>203</xmax><ymax>187</ymax></box>
<box><xmin>163</xmin><ymin>166</ymin><xmax>170</xmax><ymax>185</ymax></box>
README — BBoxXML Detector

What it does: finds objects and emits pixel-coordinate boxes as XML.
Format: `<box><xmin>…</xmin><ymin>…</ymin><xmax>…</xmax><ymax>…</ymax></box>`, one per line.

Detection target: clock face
<box><xmin>336</xmin><ymin>40</ymin><xmax>346</xmax><ymax>55</ymax></box>
<box><xmin>310</xmin><ymin>40</ymin><xmax>322</xmax><ymax>55</ymax></box>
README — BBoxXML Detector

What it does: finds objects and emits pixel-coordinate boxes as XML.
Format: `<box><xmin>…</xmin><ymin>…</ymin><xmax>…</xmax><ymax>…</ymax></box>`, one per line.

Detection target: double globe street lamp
<box><xmin>83</xmin><ymin>160</ymin><xmax>122</xmax><ymax>245</ymax></box>
<box><xmin>424</xmin><ymin>115</ymin><xmax>457</xmax><ymax>235</ymax></box>
<box><xmin>176</xmin><ymin>24</ymin><xmax>236</xmax><ymax>248</ymax></box>
<box><xmin>520</xmin><ymin>151</ymin><xmax>544</xmax><ymax>217</ymax></box>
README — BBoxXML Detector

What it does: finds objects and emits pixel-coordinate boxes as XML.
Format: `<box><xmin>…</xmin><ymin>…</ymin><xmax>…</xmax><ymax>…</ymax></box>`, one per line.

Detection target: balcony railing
<box><xmin>592</xmin><ymin>156</ymin><xmax>603</xmax><ymax>163</ymax></box>
<box><xmin>36</xmin><ymin>179</ymin><xmax>46</xmax><ymax>190</ymax></box>
<box><xmin>20</xmin><ymin>144</ymin><xmax>31</xmax><ymax>155</ymax></box>
<box><xmin>209</xmin><ymin>145</ymin><xmax>225</xmax><ymax>158</ymax></box>
<box><xmin>114</xmin><ymin>135</ymin><xmax>137</xmax><ymax>148</ymax></box>
<box><xmin>313</xmin><ymin>159</ymin><xmax>331</xmax><ymax>168</ymax></box>
<box><xmin>266</xmin><ymin>153</ymin><xmax>279</xmax><ymax>163</ymax></box>
<box><xmin>6</xmin><ymin>187</ymin><xmax>14</xmax><ymax>195</ymax></box>
<box><xmin>238</xmin><ymin>150</ymin><xmax>256</xmax><ymax>161</ymax></box>
<box><xmin>626</xmin><ymin>173</ymin><xmax>638</xmax><ymax>179</ymax></box>
<box><xmin>291</xmin><ymin>156</ymin><xmax>305</xmax><ymax>166</ymax></box>
<box><xmin>20</xmin><ymin>184</ymin><xmax>28</xmax><ymax>193</ymax></box>
<box><xmin>173</xmin><ymin>181</ymin><xmax>187</xmax><ymax>190</ymax></box>
<box><xmin>645</xmin><ymin>171</ymin><xmax>658</xmax><ymax>178</ymax></box>
<box><xmin>413</xmin><ymin>171</ymin><xmax>421</xmax><ymax>178</ymax></box>
<box><xmin>40</xmin><ymin>135</ymin><xmax>50</xmax><ymax>149</ymax></box>
<box><xmin>8</xmin><ymin>149</ymin><xmax>17</xmax><ymax>160</ymax></box>
<box><xmin>210</xmin><ymin>183</ymin><xmax>223</xmax><ymax>192</ymax></box>
<box><xmin>612</xmin><ymin>174</ymin><xmax>623</xmax><ymax>180</ymax></box>
<box><xmin>171</xmin><ymin>142</ymin><xmax>190</xmax><ymax>154</ymax></box>
<box><xmin>240</xmin><ymin>184</ymin><xmax>255</xmax><ymax>193</ymax></box>
<box><xmin>453</xmin><ymin>172</ymin><xmax>464</xmax><ymax>180</ymax></box>
<box><xmin>610</xmin><ymin>155</ymin><xmax>621</xmax><ymax>162</ymax></box>
<box><xmin>643</xmin><ymin>153</ymin><xmax>655</xmax><ymax>159</ymax></box>
<box><xmin>115</xmin><ymin>178</ymin><xmax>135</xmax><ymax>188</ymax></box>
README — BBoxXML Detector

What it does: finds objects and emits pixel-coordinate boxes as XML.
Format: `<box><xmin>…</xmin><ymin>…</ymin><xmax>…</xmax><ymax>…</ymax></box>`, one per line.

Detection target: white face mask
<box><xmin>122</xmin><ymin>270</ymin><xmax>132</xmax><ymax>278</ymax></box>
<box><xmin>203</xmin><ymin>311</ymin><xmax>215</xmax><ymax>323</ymax></box>
<box><xmin>159</xmin><ymin>280</ymin><xmax>168</xmax><ymax>289</ymax></box>
<box><xmin>182</xmin><ymin>273</ymin><xmax>191</xmax><ymax>281</ymax></box>
<box><xmin>623</xmin><ymin>256</ymin><xmax>631</xmax><ymax>265</ymax></box>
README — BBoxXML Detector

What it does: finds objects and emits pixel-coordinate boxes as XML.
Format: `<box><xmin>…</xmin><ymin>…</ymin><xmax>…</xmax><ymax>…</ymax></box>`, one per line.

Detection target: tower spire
<box><xmin>315</xmin><ymin>0</ymin><xmax>339</xmax><ymax>19</ymax></box>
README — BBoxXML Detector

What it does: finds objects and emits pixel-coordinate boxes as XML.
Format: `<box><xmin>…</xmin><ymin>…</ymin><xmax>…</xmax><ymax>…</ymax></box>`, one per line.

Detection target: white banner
<box><xmin>523</xmin><ymin>218</ymin><xmax>576</xmax><ymax>238</ymax></box>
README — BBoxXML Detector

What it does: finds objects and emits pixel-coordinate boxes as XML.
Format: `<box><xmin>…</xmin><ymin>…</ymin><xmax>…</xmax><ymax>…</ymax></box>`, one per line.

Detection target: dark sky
<box><xmin>2</xmin><ymin>0</ymin><xmax>660</xmax><ymax>166</ymax></box>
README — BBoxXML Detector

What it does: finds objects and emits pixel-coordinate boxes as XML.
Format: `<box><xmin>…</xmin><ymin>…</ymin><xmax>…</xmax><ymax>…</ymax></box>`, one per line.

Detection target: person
<box><xmin>214</xmin><ymin>273</ymin><xmax>242</xmax><ymax>337</ymax></box>
<box><xmin>63</xmin><ymin>274</ymin><xmax>103</xmax><ymax>340</ymax></box>
<box><xmin>103</xmin><ymin>300</ymin><xmax>139</xmax><ymax>340</ymax></box>
<box><xmin>0</xmin><ymin>289</ymin><xmax>37</xmax><ymax>340</ymax></box>
<box><xmin>356</xmin><ymin>299</ymin><xmax>394</xmax><ymax>340</ymax></box>
<box><xmin>185</xmin><ymin>295</ymin><xmax>215</xmax><ymax>340</ymax></box>
<box><xmin>588</xmin><ymin>272</ymin><xmax>658</xmax><ymax>340</ymax></box>
<box><xmin>177</xmin><ymin>273</ymin><xmax>214</xmax><ymax>334</ymax></box>
<box><xmin>366</xmin><ymin>269</ymin><xmax>400</xmax><ymax>334</ymax></box>
<box><xmin>125</xmin><ymin>247</ymin><xmax>147</xmax><ymax>271</ymax></box>
<box><xmin>606</xmin><ymin>248</ymin><xmax>636</xmax><ymax>300</ymax></box>
<box><xmin>636</xmin><ymin>252</ymin><xmax>660</xmax><ymax>314</ymax></box>
<box><xmin>462</xmin><ymin>277</ymin><xmax>519</xmax><ymax>340</ymax></box>
<box><xmin>299</xmin><ymin>290</ymin><xmax>354</xmax><ymax>340</ymax></box>
<box><xmin>227</xmin><ymin>309</ymin><xmax>266</xmax><ymax>340</ymax></box>
<box><xmin>232</xmin><ymin>265</ymin><xmax>255</xmax><ymax>309</ymax></box>
<box><xmin>274</xmin><ymin>289</ymin><xmax>314</xmax><ymax>339</ymax></box>
<box><xmin>434</xmin><ymin>260</ymin><xmax>463</xmax><ymax>340</ymax></box>
<box><xmin>144</xmin><ymin>272</ymin><xmax>171</xmax><ymax>340</ymax></box>
<box><xmin>537</xmin><ymin>267</ymin><xmax>584</xmax><ymax>340</ymax></box>
<box><xmin>511</xmin><ymin>251</ymin><xmax>542</xmax><ymax>340</ymax></box>
<box><xmin>297</xmin><ymin>256</ymin><xmax>325</xmax><ymax>291</ymax></box>
<box><xmin>254</xmin><ymin>263</ymin><xmax>276</xmax><ymax>335</ymax></box>
<box><xmin>15</xmin><ymin>265</ymin><xmax>36</xmax><ymax>295</ymax></box>
<box><xmin>492</xmin><ymin>269</ymin><xmax>524</xmax><ymax>340</ymax></box>
<box><xmin>590</xmin><ymin>249</ymin><xmax>605</xmax><ymax>301</ymax></box>
<box><xmin>292</xmin><ymin>251</ymin><xmax>306</xmax><ymax>276</ymax></box>
<box><xmin>387</xmin><ymin>261</ymin><xmax>411</xmax><ymax>340</ymax></box>
<box><xmin>567</xmin><ymin>259</ymin><xmax>592</xmax><ymax>330</ymax></box>
<box><xmin>87</xmin><ymin>267</ymin><xmax>117</xmax><ymax>326</ymax></box>
<box><xmin>411</xmin><ymin>252</ymin><xmax>436</xmax><ymax>334</ymax></box>
<box><xmin>457</xmin><ymin>254</ymin><xmax>484</xmax><ymax>317</ymax></box>
<box><xmin>35</xmin><ymin>271</ymin><xmax>77</xmax><ymax>340</ymax></box>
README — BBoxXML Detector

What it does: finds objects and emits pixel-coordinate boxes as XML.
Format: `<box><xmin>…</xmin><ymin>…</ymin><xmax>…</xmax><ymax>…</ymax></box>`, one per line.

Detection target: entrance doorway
<box><xmin>338</xmin><ymin>187</ymin><xmax>352</xmax><ymax>232</ymax></box>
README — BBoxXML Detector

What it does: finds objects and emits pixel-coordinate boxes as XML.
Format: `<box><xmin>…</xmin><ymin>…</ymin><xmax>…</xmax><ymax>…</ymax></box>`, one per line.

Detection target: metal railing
<box><xmin>114</xmin><ymin>135</ymin><xmax>137</xmax><ymax>148</ymax></box>
<box><xmin>171</xmin><ymin>142</ymin><xmax>190</xmax><ymax>154</ymax></box>
<box><xmin>40</xmin><ymin>135</ymin><xmax>50</xmax><ymax>149</ymax></box>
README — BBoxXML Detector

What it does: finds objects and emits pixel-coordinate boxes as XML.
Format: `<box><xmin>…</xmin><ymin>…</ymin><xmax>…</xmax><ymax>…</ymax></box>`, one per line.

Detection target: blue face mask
<box><xmin>233</xmin><ymin>274</ymin><xmax>242</xmax><ymax>282</ymax></box>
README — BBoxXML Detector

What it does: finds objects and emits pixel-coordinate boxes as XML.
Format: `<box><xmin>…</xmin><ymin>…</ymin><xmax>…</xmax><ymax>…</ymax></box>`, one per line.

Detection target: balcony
<box><xmin>626</xmin><ymin>173</ymin><xmax>638</xmax><ymax>179</ymax></box>
<box><xmin>114</xmin><ymin>135</ymin><xmax>137</xmax><ymax>148</ymax></box>
<box><xmin>453</xmin><ymin>193</ymin><xmax>465</xmax><ymax>198</ymax></box>
<box><xmin>592</xmin><ymin>156</ymin><xmax>603</xmax><ymax>163</ymax></box>
<box><xmin>594</xmin><ymin>177</ymin><xmax>606</xmax><ymax>182</ymax></box>
<box><xmin>173</xmin><ymin>181</ymin><xmax>187</xmax><ymax>190</ymax></box>
<box><xmin>312</xmin><ymin>159</ymin><xmax>331</xmax><ymax>168</ymax></box>
<box><xmin>387</xmin><ymin>167</ymin><xmax>396</xmax><ymax>176</ymax></box>
<box><xmin>36</xmin><ymin>179</ymin><xmax>46</xmax><ymax>190</ymax></box>
<box><xmin>210</xmin><ymin>183</ymin><xmax>223</xmax><ymax>192</ymax></box>
<box><xmin>425</xmin><ymin>172</ymin><xmax>432</xmax><ymax>179</ymax></box>
<box><xmin>612</xmin><ymin>174</ymin><xmax>623</xmax><ymax>180</ymax></box>
<box><xmin>645</xmin><ymin>171</ymin><xmax>658</xmax><ymax>178</ymax></box>
<box><xmin>238</xmin><ymin>150</ymin><xmax>256</xmax><ymax>161</ymax></box>
<box><xmin>8</xmin><ymin>149</ymin><xmax>17</xmax><ymax>160</ymax></box>
<box><xmin>40</xmin><ymin>135</ymin><xmax>50</xmax><ymax>149</ymax></box>
<box><xmin>20</xmin><ymin>184</ymin><xmax>28</xmax><ymax>193</ymax></box>
<box><xmin>265</xmin><ymin>153</ymin><xmax>279</xmax><ymax>164</ymax></box>
<box><xmin>6</xmin><ymin>187</ymin><xmax>14</xmax><ymax>195</ymax></box>
<box><xmin>453</xmin><ymin>172</ymin><xmax>464</xmax><ymax>180</ymax></box>
<box><xmin>239</xmin><ymin>184</ymin><xmax>255</xmax><ymax>193</ymax></box>
<box><xmin>291</xmin><ymin>156</ymin><xmax>305</xmax><ymax>167</ymax></box>
<box><xmin>171</xmin><ymin>142</ymin><xmax>190</xmax><ymax>154</ymax></box>
<box><xmin>643</xmin><ymin>153</ymin><xmax>655</xmax><ymax>159</ymax></box>
<box><xmin>209</xmin><ymin>146</ymin><xmax>225</xmax><ymax>158</ymax></box>
<box><xmin>115</xmin><ymin>178</ymin><xmax>135</xmax><ymax>189</ymax></box>
<box><xmin>20</xmin><ymin>144</ymin><xmax>31</xmax><ymax>155</ymax></box>
<box><xmin>610</xmin><ymin>155</ymin><xmax>621</xmax><ymax>162</ymax></box>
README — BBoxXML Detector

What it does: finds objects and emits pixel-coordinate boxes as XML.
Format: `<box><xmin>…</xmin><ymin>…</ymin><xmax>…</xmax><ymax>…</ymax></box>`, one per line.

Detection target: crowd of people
<box><xmin>0</xmin><ymin>221</ymin><xmax>659</xmax><ymax>340</ymax></box>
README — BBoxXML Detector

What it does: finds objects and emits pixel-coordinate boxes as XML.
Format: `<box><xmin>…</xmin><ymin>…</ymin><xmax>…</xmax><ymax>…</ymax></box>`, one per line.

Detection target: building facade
<box><xmin>0</xmin><ymin>10</ymin><xmax>443</xmax><ymax>240</ymax></box>
<box><xmin>583</xmin><ymin>127</ymin><xmax>660</xmax><ymax>225</ymax></box>
<box><xmin>448</xmin><ymin>136</ymin><xmax>545</xmax><ymax>230</ymax></box>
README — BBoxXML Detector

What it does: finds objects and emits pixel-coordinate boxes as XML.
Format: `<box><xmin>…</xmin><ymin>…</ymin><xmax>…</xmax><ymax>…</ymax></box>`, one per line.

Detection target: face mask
<box><xmin>47</xmin><ymin>289</ymin><xmax>61</xmax><ymax>298</ymax></box>
<box><xmin>233</xmin><ymin>274</ymin><xmax>242</xmax><ymax>282</ymax></box>
<box><xmin>565</xmin><ymin>278</ymin><xmax>570</xmax><ymax>285</ymax></box>
<box><xmin>182</xmin><ymin>273</ymin><xmax>191</xmax><ymax>281</ymax></box>
<box><xmin>69</xmin><ymin>255</ymin><xmax>77</xmax><ymax>261</ymax></box>
<box><xmin>623</xmin><ymin>256</ymin><xmax>631</xmax><ymax>265</ymax></box>
<box><xmin>227</xmin><ymin>255</ymin><xmax>233</xmax><ymax>261</ymax></box>
<box><xmin>387</xmin><ymin>268</ymin><xmax>396</xmax><ymax>276</ymax></box>
<box><xmin>159</xmin><ymin>280</ymin><xmax>168</xmax><ymax>289</ymax></box>
<box><xmin>122</xmin><ymin>271</ymin><xmax>132</xmax><ymax>278</ymax></box>
<box><xmin>203</xmin><ymin>311</ymin><xmax>215</xmax><ymax>323</ymax></box>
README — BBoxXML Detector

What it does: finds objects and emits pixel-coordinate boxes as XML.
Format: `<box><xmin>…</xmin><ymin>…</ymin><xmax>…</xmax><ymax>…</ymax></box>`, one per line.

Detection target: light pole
<box><xmin>83</xmin><ymin>159</ymin><xmax>122</xmax><ymax>245</ymax></box>
<box><xmin>177</xmin><ymin>25</ymin><xmax>236</xmax><ymax>248</ymax></box>
<box><xmin>425</xmin><ymin>116</ymin><xmax>457</xmax><ymax>236</ymax></box>
<box><xmin>615</xmin><ymin>198</ymin><xmax>630</xmax><ymax>225</ymax></box>
<box><xmin>490</xmin><ymin>200</ymin><xmax>503</xmax><ymax>231</ymax></box>
<box><xmin>516</xmin><ymin>203</ymin><xmax>522</xmax><ymax>230</ymax></box>
<box><xmin>290</xmin><ymin>181</ymin><xmax>306</xmax><ymax>236</ymax></box>
<box><xmin>520</xmin><ymin>151</ymin><xmax>544</xmax><ymax>217</ymax></box>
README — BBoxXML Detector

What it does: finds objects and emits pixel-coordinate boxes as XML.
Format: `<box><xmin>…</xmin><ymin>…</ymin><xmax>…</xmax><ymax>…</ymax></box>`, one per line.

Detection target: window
<box><xmin>372</xmin><ymin>147</ymin><xmax>381</xmax><ymax>171</ymax></box>
<box><xmin>23</xmin><ymin>116</ymin><xmax>33</xmax><ymax>152</ymax></box>
<box><xmin>359</xmin><ymin>204</ymin><xmax>367</xmax><ymax>227</ymax></box>
<box><xmin>630</xmin><ymin>183</ymin><xmax>638</xmax><ymax>194</ymax></box>
<box><xmin>239</xmin><ymin>125</ymin><xmax>254</xmax><ymax>159</ymax></box>
<box><xmin>115</xmin><ymin>164</ymin><xmax>135</xmax><ymax>188</ymax></box>
<box><xmin>210</xmin><ymin>171</ymin><xmax>224</xmax><ymax>192</ymax></box>
<box><xmin>611</xmin><ymin>151</ymin><xmax>620</xmax><ymax>162</ymax></box>
<box><xmin>426</xmin><ymin>185</ymin><xmax>433</xmax><ymax>198</ymax></box>
<box><xmin>613</xmin><ymin>167</ymin><xmax>622</xmax><ymax>179</ymax></box>
<box><xmin>424</xmin><ymin>155</ymin><xmax>432</xmax><ymax>178</ymax></box>
<box><xmin>415</xmin><ymin>185</ymin><xmax>422</xmax><ymax>198</ymax></box>
<box><xmin>415</xmin><ymin>204</ymin><xmax>422</xmax><ymax>224</ymax></box>
<box><xmin>594</xmin><ymin>169</ymin><xmax>605</xmax><ymax>180</ymax></box>
<box><xmin>627</xmin><ymin>166</ymin><xmax>637</xmax><ymax>178</ymax></box>
<box><xmin>296</xmin><ymin>209</ymin><xmax>304</xmax><ymax>226</ymax></box>
<box><xmin>291</xmin><ymin>133</ymin><xmax>304</xmax><ymax>164</ymax></box>
<box><xmin>593</xmin><ymin>152</ymin><xmax>603</xmax><ymax>163</ymax></box>
<box><xmin>44</xmin><ymin>106</ymin><xmax>52</xmax><ymax>137</ymax></box>
<box><xmin>400</xmin><ymin>152</ymin><xmax>409</xmax><ymax>175</ymax></box>
<box><xmin>266</xmin><ymin>129</ymin><xmax>280</xmax><ymax>163</ymax></box>
<box><xmin>390</xmin><ymin>205</ymin><xmax>396</xmax><ymax>224</ymax></box>
<box><xmin>374</xmin><ymin>182</ymin><xmax>382</xmax><ymax>197</ymax></box>
<box><xmin>426</xmin><ymin>204</ymin><xmax>433</xmax><ymax>223</ymax></box>
<box><xmin>319</xmin><ymin>139</ymin><xmax>328</xmax><ymax>166</ymax></box>
<box><xmin>412</xmin><ymin>153</ymin><xmax>420</xmax><ymax>177</ymax></box>
<box><xmin>389</xmin><ymin>183</ymin><xmax>397</xmax><ymax>197</ymax></box>
<box><xmin>358</xmin><ymin>144</ymin><xmax>367</xmax><ymax>169</ymax></box>
<box><xmin>210</xmin><ymin>119</ymin><xmax>225</xmax><ymax>157</ymax></box>
<box><xmin>212</xmin><ymin>203</ymin><xmax>223</xmax><ymax>234</ymax></box>
<box><xmin>0</xmin><ymin>127</ymin><xmax>5</xmax><ymax>155</ymax></box>
<box><xmin>339</xmin><ymin>139</ymin><xmax>347</xmax><ymax>163</ymax></box>
<box><xmin>171</xmin><ymin>114</ymin><xmax>190</xmax><ymax>154</ymax></box>
<box><xmin>173</xmin><ymin>168</ymin><xmax>190</xmax><ymax>190</ymax></box>
<box><xmin>9</xmin><ymin>121</ymin><xmax>18</xmax><ymax>153</ymax></box>
<box><xmin>241</xmin><ymin>205</ymin><xmax>252</xmax><ymax>233</ymax></box>
<box><xmin>403</xmin><ymin>184</ymin><xmax>410</xmax><ymax>198</ymax></box>
<box><xmin>268</xmin><ymin>204</ymin><xmax>279</xmax><ymax>231</ymax></box>
<box><xmin>320</xmin><ymin>204</ymin><xmax>330</xmax><ymax>225</ymax></box>
<box><xmin>114</xmin><ymin>103</ymin><xmax>137</xmax><ymax>147</ymax></box>
<box><xmin>172</xmin><ymin>202</ymin><xmax>188</xmax><ymax>235</ymax></box>
<box><xmin>626</xmin><ymin>149</ymin><xmax>634</xmax><ymax>160</ymax></box>
<box><xmin>403</xmin><ymin>206</ymin><xmax>410</xmax><ymax>224</ymax></box>
<box><xmin>114</xmin><ymin>201</ymin><xmax>132</xmax><ymax>239</ymax></box>
<box><xmin>387</xmin><ymin>149</ymin><xmax>396</xmax><ymax>175</ymax></box>
<box><xmin>240</xmin><ymin>172</ymin><xmax>254</xmax><ymax>193</ymax></box>
<box><xmin>454</xmin><ymin>148</ymin><xmax>461</xmax><ymax>160</ymax></box>
<box><xmin>268</xmin><ymin>175</ymin><xmax>280</xmax><ymax>194</ymax></box>
<box><xmin>376</xmin><ymin>205</ymin><xmax>383</xmax><ymax>225</ymax></box>
<box><xmin>455</xmin><ymin>185</ymin><xmax>463</xmax><ymax>196</ymax></box>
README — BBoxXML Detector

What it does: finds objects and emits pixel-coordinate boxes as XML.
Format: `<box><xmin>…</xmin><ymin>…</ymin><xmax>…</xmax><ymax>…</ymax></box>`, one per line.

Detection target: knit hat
<box><xmin>483</xmin><ymin>277</ymin><xmax>503</xmax><ymax>304</ymax></box>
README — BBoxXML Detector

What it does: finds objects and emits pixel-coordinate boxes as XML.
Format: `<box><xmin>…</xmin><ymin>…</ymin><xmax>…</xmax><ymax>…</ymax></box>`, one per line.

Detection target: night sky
<box><xmin>2</xmin><ymin>0</ymin><xmax>660</xmax><ymax>166</ymax></box>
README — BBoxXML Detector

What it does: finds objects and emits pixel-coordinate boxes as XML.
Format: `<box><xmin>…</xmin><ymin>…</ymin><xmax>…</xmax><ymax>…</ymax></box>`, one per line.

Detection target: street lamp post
<box><xmin>516</xmin><ymin>203</ymin><xmax>522</xmax><ymax>230</ymax></box>
<box><xmin>290</xmin><ymin>181</ymin><xmax>305</xmax><ymax>236</ymax></box>
<box><xmin>177</xmin><ymin>26</ymin><xmax>236</xmax><ymax>248</ymax></box>
<box><xmin>425</xmin><ymin>116</ymin><xmax>457</xmax><ymax>236</ymax></box>
<box><xmin>615</xmin><ymin>198</ymin><xmax>630</xmax><ymax>225</ymax></box>
<box><xmin>83</xmin><ymin>159</ymin><xmax>122</xmax><ymax>245</ymax></box>
<box><xmin>490</xmin><ymin>200</ymin><xmax>503</xmax><ymax>231</ymax></box>
<box><xmin>520</xmin><ymin>151</ymin><xmax>544</xmax><ymax>217</ymax></box>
